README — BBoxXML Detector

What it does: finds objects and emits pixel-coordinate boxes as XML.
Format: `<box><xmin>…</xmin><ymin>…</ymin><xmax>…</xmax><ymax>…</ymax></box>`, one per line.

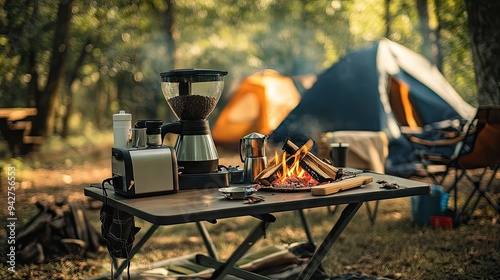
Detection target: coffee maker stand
<box><xmin>178</xmin><ymin>169</ymin><xmax>230</xmax><ymax>190</ymax></box>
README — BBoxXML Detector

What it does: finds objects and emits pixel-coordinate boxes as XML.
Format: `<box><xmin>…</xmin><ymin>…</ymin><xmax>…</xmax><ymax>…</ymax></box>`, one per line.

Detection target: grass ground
<box><xmin>0</xmin><ymin>135</ymin><xmax>498</xmax><ymax>279</ymax></box>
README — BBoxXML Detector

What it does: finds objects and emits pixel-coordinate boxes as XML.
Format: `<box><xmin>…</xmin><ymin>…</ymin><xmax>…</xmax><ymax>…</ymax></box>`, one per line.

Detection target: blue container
<box><xmin>411</xmin><ymin>185</ymin><xmax>450</xmax><ymax>226</ymax></box>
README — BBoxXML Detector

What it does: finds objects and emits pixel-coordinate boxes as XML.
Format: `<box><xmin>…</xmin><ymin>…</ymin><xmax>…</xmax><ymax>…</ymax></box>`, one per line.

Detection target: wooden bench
<box><xmin>0</xmin><ymin>108</ymin><xmax>41</xmax><ymax>156</ymax></box>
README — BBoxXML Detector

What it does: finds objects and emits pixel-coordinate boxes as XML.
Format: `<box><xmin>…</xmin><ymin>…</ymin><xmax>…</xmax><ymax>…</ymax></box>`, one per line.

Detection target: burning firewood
<box><xmin>255</xmin><ymin>138</ymin><xmax>340</xmax><ymax>187</ymax></box>
<box><xmin>254</xmin><ymin>152</ymin><xmax>296</xmax><ymax>185</ymax></box>
<box><xmin>282</xmin><ymin>139</ymin><xmax>339</xmax><ymax>181</ymax></box>
<box><xmin>270</xmin><ymin>176</ymin><xmax>318</xmax><ymax>189</ymax></box>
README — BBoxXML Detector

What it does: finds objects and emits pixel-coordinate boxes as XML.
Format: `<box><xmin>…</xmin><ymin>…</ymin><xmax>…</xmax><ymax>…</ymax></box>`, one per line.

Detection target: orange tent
<box><xmin>212</xmin><ymin>70</ymin><xmax>301</xmax><ymax>144</ymax></box>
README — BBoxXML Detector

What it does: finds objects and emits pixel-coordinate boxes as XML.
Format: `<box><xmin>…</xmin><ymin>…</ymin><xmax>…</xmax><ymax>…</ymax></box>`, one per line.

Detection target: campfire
<box><xmin>271</xmin><ymin>149</ymin><xmax>319</xmax><ymax>189</ymax></box>
<box><xmin>254</xmin><ymin>138</ymin><xmax>374</xmax><ymax>195</ymax></box>
<box><xmin>255</xmin><ymin>139</ymin><xmax>340</xmax><ymax>189</ymax></box>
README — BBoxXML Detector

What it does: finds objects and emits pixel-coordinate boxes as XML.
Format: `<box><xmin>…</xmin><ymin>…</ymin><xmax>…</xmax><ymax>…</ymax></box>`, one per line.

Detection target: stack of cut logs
<box><xmin>255</xmin><ymin>139</ymin><xmax>340</xmax><ymax>186</ymax></box>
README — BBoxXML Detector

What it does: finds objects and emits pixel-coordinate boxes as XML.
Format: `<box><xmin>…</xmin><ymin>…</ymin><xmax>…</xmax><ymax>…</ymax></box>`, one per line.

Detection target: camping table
<box><xmin>84</xmin><ymin>171</ymin><xmax>430</xmax><ymax>280</ymax></box>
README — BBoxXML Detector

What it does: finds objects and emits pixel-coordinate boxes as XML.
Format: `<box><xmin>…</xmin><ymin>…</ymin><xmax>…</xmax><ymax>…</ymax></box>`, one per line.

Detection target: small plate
<box><xmin>219</xmin><ymin>187</ymin><xmax>257</xmax><ymax>200</ymax></box>
<box><xmin>258</xmin><ymin>186</ymin><xmax>311</xmax><ymax>192</ymax></box>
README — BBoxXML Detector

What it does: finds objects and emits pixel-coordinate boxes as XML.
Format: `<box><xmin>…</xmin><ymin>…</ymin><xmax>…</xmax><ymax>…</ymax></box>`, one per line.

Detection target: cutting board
<box><xmin>311</xmin><ymin>176</ymin><xmax>373</xmax><ymax>196</ymax></box>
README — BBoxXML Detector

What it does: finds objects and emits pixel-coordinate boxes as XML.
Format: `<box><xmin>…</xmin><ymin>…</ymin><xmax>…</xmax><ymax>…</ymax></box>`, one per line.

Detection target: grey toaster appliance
<box><xmin>111</xmin><ymin>146</ymin><xmax>178</xmax><ymax>197</ymax></box>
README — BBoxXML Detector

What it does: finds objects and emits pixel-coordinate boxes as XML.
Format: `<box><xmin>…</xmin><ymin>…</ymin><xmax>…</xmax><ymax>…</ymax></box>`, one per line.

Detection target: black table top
<box><xmin>84</xmin><ymin>171</ymin><xmax>430</xmax><ymax>225</ymax></box>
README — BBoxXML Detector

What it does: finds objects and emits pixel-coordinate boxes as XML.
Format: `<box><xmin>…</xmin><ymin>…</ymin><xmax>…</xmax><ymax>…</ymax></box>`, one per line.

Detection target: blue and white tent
<box><xmin>269</xmin><ymin>38</ymin><xmax>475</xmax><ymax>176</ymax></box>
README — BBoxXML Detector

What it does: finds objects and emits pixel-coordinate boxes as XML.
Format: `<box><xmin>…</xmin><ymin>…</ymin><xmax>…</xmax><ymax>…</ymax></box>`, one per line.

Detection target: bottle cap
<box><xmin>113</xmin><ymin>110</ymin><xmax>132</xmax><ymax>121</ymax></box>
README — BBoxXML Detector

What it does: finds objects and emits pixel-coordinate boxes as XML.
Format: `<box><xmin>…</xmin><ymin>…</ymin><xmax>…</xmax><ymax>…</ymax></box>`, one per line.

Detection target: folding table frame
<box><xmin>85</xmin><ymin>171</ymin><xmax>430</xmax><ymax>280</ymax></box>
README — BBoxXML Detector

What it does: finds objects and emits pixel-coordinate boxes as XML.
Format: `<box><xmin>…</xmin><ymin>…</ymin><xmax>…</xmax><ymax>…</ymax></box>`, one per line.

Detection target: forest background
<box><xmin>2</xmin><ymin>0</ymin><xmax>498</xmax><ymax>154</ymax></box>
<box><xmin>1</xmin><ymin>1</ymin><xmax>500</xmax><ymax>279</ymax></box>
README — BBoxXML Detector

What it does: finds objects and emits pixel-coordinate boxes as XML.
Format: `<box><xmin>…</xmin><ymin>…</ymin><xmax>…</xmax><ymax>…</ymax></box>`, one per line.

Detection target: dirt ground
<box><xmin>0</xmin><ymin>142</ymin><xmax>499</xmax><ymax>279</ymax></box>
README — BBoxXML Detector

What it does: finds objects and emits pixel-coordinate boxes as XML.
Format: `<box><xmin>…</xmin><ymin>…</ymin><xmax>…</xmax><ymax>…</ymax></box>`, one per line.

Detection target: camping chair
<box><xmin>406</xmin><ymin>105</ymin><xmax>500</xmax><ymax>224</ymax></box>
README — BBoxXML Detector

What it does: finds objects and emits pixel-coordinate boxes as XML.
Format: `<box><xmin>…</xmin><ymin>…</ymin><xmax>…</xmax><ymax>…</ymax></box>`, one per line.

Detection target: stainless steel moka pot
<box><xmin>240</xmin><ymin>132</ymin><xmax>268</xmax><ymax>183</ymax></box>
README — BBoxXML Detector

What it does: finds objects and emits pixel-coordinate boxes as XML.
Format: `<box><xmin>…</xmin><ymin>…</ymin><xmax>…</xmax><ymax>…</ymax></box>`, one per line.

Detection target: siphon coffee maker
<box><xmin>160</xmin><ymin>69</ymin><xmax>229</xmax><ymax>189</ymax></box>
<box><xmin>240</xmin><ymin>132</ymin><xmax>268</xmax><ymax>183</ymax></box>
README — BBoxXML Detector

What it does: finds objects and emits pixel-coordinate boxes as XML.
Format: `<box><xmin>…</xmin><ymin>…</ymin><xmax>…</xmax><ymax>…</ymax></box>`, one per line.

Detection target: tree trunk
<box><xmin>165</xmin><ymin>0</ymin><xmax>177</xmax><ymax>69</ymax></box>
<box><xmin>384</xmin><ymin>0</ymin><xmax>391</xmax><ymax>39</ymax></box>
<box><xmin>465</xmin><ymin>0</ymin><xmax>500</xmax><ymax>105</ymax></box>
<box><xmin>416</xmin><ymin>0</ymin><xmax>436</xmax><ymax>64</ymax></box>
<box><xmin>95</xmin><ymin>80</ymin><xmax>110</xmax><ymax>131</ymax></box>
<box><xmin>433</xmin><ymin>0</ymin><xmax>444</xmax><ymax>72</ymax></box>
<box><xmin>61</xmin><ymin>38</ymin><xmax>92</xmax><ymax>138</ymax></box>
<box><xmin>31</xmin><ymin>0</ymin><xmax>74</xmax><ymax>137</ymax></box>
<box><xmin>153</xmin><ymin>0</ymin><xmax>177</xmax><ymax>118</ymax></box>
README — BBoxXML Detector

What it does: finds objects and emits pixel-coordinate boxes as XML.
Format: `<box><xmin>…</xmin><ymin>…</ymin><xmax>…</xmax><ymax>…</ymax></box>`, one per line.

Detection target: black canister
<box><xmin>146</xmin><ymin>120</ymin><xmax>163</xmax><ymax>147</ymax></box>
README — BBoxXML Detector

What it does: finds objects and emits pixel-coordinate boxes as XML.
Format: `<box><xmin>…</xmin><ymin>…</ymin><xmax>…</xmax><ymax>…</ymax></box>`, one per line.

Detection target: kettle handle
<box><xmin>160</xmin><ymin>121</ymin><xmax>182</xmax><ymax>144</ymax></box>
<box><xmin>239</xmin><ymin>138</ymin><xmax>245</xmax><ymax>162</ymax></box>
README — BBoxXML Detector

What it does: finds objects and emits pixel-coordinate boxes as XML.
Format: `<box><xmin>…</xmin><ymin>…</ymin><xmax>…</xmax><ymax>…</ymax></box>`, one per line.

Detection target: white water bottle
<box><xmin>113</xmin><ymin>110</ymin><xmax>132</xmax><ymax>148</ymax></box>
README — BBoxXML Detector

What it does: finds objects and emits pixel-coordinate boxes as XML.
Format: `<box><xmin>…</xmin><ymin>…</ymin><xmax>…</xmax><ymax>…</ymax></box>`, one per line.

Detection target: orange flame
<box><xmin>274</xmin><ymin>145</ymin><xmax>311</xmax><ymax>183</ymax></box>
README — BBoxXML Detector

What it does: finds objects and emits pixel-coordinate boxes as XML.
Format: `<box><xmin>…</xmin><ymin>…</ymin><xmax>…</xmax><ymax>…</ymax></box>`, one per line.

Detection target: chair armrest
<box><xmin>402</xmin><ymin>118</ymin><xmax>469</xmax><ymax>137</ymax></box>
<box><xmin>404</xmin><ymin>121</ymin><xmax>476</xmax><ymax>148</ymax></box>
<box><xmin>400</xmin><ymin>126</ymin><xmax>423</xmax><ymax>135</ymax></box>
<box><xmin>405</xmin><ymin>133</ymin><xmax>465</xmax><ymax>147</ymax></box>
<box><xmin>422</xmin><ymin>118</ymin><xmax>465</xmax><ymax>132</ymax></box>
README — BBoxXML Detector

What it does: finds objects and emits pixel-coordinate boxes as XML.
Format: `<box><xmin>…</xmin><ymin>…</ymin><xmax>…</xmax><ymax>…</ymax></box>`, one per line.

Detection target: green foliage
<box><xmin>0</xmin><ymin>157</ymin><xmax>24</xmax><ymax>178</ymax></box>
<box><xmin>0</xmin><ymin>0</ymin><xmax>477</xmax><ymax>135</ymax></box>
<box><xmin>435</xmin><ymin>0</ymin><xmax>477</xmax><ymax>105</ymax></box>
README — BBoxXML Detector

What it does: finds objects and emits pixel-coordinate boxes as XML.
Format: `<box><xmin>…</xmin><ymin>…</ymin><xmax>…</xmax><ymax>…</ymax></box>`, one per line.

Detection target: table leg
<box><xmin>196</xmin><ymin>221</ymin><xmax>219</xmax><ymax>260</ymax></box>
<box><xmin>297</xmin><ymin>209</ymin><xmax>315</xmax><ymax>245</ymax></box>
<box><xmin>297</xmin><ymin>202</ymin><xmax>363</xmax><ymax>280</ymax></box>
<box><xmin>365</xmin><ymin>201</ymin><xmax>379</xmax><ymax>226</ymax></box>
<box><xmin>200</xmin><ymin>213</ymin><xmax>276</xmax><ymax>280</ymax></box>
<box><xmin>113</xmin><ymin>224</ymin><xmax>159</xmax><ymax>279</ymax></box>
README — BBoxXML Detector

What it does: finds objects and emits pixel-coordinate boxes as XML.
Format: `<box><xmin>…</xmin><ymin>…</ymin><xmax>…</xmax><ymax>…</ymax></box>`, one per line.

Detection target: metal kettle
<box><xmin>240</xmin><ymin>132</ymin><xmax>268</xmax><ymax>183</ymax></box>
